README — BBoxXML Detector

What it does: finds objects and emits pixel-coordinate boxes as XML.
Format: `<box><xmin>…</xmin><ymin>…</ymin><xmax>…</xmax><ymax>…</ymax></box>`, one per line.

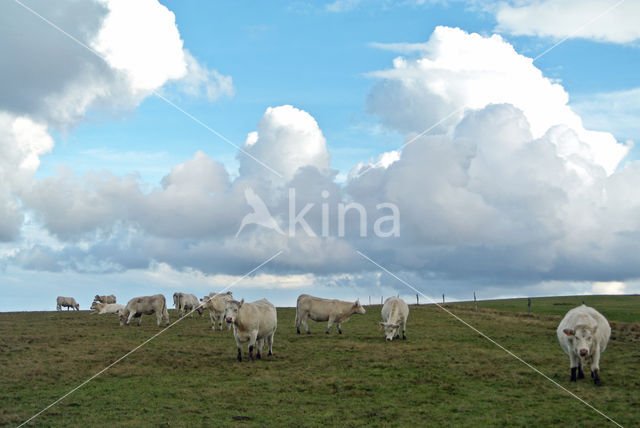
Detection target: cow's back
<box><xmin>241</xmin><ymin>299</ymin><xmax>277</xmax><ymax>337</ymax></box>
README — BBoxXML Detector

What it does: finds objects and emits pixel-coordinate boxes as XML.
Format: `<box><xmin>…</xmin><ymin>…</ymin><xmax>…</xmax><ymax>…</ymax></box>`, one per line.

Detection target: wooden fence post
<box><xmin>474</xmin><ymin>292</ymin><xmax>478</xmax><ymax>312</ymax></box>
<box><xmin>528</xmin><ymin>298</ymin><xmax>531</xmax><ymax>314</ymax></box>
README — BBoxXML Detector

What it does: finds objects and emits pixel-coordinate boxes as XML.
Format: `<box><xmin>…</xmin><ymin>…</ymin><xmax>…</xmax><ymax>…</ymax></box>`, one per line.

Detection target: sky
<box><xmin>1</xmin><ymin>0</ymin><xmax>639</xmax><ymax>311</ymax></box>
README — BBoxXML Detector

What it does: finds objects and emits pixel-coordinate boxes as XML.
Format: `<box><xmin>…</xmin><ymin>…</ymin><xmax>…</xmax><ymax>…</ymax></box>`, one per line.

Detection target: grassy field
<box><xmin>1</xmin><ymin>296</ymin><xmax>638</xmax><ymax>427</ymax></box>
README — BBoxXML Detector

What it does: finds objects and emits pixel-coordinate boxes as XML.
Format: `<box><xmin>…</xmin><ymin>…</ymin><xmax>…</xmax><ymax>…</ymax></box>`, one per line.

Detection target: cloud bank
<box><xmin>3</xmin><ymin>17</ymin><xmax>639</xmax><ymax>301</ymax></box>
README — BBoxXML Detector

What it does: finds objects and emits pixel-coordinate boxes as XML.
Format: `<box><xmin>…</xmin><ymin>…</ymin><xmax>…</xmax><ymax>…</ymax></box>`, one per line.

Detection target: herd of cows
<box><xmin>55</xmin><ymin>293</ymin><xmax>611</xmax><ymax>385</ymax></box>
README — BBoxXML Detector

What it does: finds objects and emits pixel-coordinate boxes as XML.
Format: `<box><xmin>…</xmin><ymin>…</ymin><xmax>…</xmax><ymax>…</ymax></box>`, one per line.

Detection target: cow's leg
<box><xmin>255</xmin><ymin>338</ymin><xmax>263</xmax><ymax>360</ymax></box>
<box><xmin>126</xmin><ymin>312</ymin><xmax>135</xmax><ymax>326</ymax></box>
<box><xmin>578</xmin><ymin>363</ymin><xmax>585</xmax><ymax>379</ymax></box>
<box><xmin>248</xmin><ymin>332</ymin><xmax>258</xmax><ymax>362</ymax></box>
<box><xmin>267</xmin><ymin>333</ymin><xmax>274</xmax><ymax>356</ymax></box>
<box><xmin>326</xmin><ymin>318</ymin><xmax>334</xmax><ymax>334</ymax></box>
<box><xmin>156</xmin><ymin>311</ymin><xmax>162</xmax><ymax>326</ymax></box>
<box><xmin>137</xmin><ymin>316</ymin><xmax>142</xmax><ymax>326</ymax></box>
<box><xmin>303</xmin><ymin>314</ymin><xmax>310</xmax><ymax>334</ymax></box>
<box><xmin>591</xmin><ymin>346</ymin><xmax>602</xmax><ymax>386</ymax></box>
<box><xmin>234</xmin><ymin>336</ymin><xmax>243</xmax><ymax>362</ymax></box>
<box><xmin>337</xmin><ymin>323</ymin><xmax>343</xmax><ymax>335</ymax></box>
<box><xmin>402</xmin><ymin>319</ymin><xmax>407</xmax><ymax>340</ymax></box>
<box><xmin>569</xmin><ymin>353</ymin><xmax>579</xmax><ymax>382</ymax></box>
<box><xmin>57</xmin><ymin>305</ymin><xmax>61</xmax><ymax>311</ymax></box>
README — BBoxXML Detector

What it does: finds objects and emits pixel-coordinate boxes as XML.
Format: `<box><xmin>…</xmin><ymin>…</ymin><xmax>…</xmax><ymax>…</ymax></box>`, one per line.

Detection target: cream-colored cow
<box><xmin>56</xmin><ymin>296</ymin><xmax>79</xmax><ymax>311</ymax></box>
<box><xmin>201</xmin><ymin>292</ymin><xmax>233</xmax><ymax>330</ymax></box>
<box><xmin>224</xmin><ymin>298</ymin><xmax>277</xmax><ymax>362</ymax></box>
<box><xmin>295</xmin><ymin>294</ymin><xmax>365</xmax><ymax>335</ymax></box>
<box><xmin>380</xmin><ymin>297</ymin><xmax>409</xmax><ymax>341</ymax></box>
<box><xmin>120</xmin><ymin>294</ymin><xmax>170</xmax><ymax>327</ymax></box>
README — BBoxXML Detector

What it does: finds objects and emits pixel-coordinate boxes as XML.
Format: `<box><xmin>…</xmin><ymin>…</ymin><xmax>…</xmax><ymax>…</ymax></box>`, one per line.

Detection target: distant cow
<box><xmin>295</xmin><ymin>294</ymin><xmax>366</xmax><ymax>335</ymax></box>
<box><xmin>90</xmin><ymin>301</ymin><xmax>124</xmax><ymax>315</ymax></box>
<box><xmin>56</xmin><ymin>296</ymin><xmax>79</xmax><ymax>311</ymax></box>
<box><xmin>380</xmin><ymin>297</ymin><xmax>409</xmax><ymax>341</ymax></box>
<box><xmin>94</xmin><ymin>294</ymin><xmax>116</xmax><ymax>304</ymax></box>
<box><xmin>224</xmin><ymin>298</ymin><xmax>277</xmax><ymax>362</ymax></box>
<box><xmin>557</xmin><ymin>304</ymin><xmax>611</xmax><ymax>386</ymax></box>
<box><xmin>201</xmin><ymin>292</ymin><xmax>233</xmax><ymax>330</ymax></box>
<box><xmin>120</xmin><ymin>294</ymin><xmax>170</xmax><ymax>327</ymax></box>
<box><xmin>173</xmin><ymin>292</ymin><xmax>201</xmax><ymax>318</ymax></box>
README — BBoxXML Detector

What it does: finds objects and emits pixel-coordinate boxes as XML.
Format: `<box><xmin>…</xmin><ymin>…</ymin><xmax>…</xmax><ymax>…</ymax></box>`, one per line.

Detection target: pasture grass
<box><xmin>1</xmin><ymin>296</ymin><xmax>639</xmax><ymax>427</ymax></box>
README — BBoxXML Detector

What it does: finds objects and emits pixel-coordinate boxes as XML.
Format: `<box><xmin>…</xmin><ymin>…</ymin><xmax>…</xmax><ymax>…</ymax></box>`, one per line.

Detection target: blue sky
<box><xmin>2</xmin><ymin>0</ymin><xmax>640</xmax><ymax>311</ymax></box>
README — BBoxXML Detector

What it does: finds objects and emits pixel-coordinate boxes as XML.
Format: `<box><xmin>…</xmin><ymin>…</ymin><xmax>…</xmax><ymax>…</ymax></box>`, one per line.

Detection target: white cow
<box><xmin>295</xmin><ymin>294</ymin><xmax>366</xmax><ymax>335</ymax></box>
<box><xmin>201</xmin><ymin>292</ymin><xmax>234</xmax><ymax>330</ymax></box>
<box><xmin>94</xmin><ymin>294</ymin><xmax>116</xmax><ymax>304</ymax></box>
<box><xmin>56</xmin><ymin>296</ymin><xmax>79</xmax><ymax>311</ymax></box>
<box><xmin>173</xmin><ymin>292</ymin><xmax>200</xmax><ymax>318</ymax></box>
<box><xmin>380</xmin><ymin>297</ymin><xmax>409</xmax><ymax>341</ymax></box>
<box><xmin>557</xmin><ymin>304</ymin><xmax>611</xmax><ymax>386</ymax></box>
<box><xmin>90</xmin><ymin>301</ymin><xmax>124</xmax><ymax>315</ymax></box>
<box><xmin>224</xmin><ymin>298</ymin><xmax>277</xmax><ymax>362</ymax></box>
<box><xmin>120</xmin><ymin>294</ymin><xmax>170</xmax><ymax>327</ymax></box>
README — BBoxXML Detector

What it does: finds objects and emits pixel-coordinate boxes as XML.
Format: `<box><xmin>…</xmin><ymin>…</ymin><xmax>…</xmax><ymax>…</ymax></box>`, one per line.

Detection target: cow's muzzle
<box><xmin>226</xmin><ymin>317</ymin><xmax>233</xmax><ymax>323</ymax></box>
<box><xmin>579</xmin><ymin>348</ymin><xmax>588</xmax><ymax>357</ymax></box>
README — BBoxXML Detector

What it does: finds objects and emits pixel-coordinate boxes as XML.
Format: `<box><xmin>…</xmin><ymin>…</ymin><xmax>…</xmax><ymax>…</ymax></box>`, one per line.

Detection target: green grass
<box><xmin>1</xmin><ymin>296</ymin><xmax>639</xmax><ymax>427</ymax></box>
<box><xmin>452</xmin><ymin>294</ymin><xmax>640</xmax><ymax>323</ymax></box>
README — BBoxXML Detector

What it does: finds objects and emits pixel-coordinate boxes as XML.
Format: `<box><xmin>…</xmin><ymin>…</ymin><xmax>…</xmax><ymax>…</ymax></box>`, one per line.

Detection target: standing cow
<box><xmin>557</xmin><ymin>304</ymin><xmax>611</xmax><ymax>386</ymax></box>
<box><xmin>201</xmin><ymin>292</ymin><xmax>234</xmax><ymax>330</ymax></box>
<box><xmin>224</xmin><ymin>298</ymin><xmax>277</xmax><ymax>362</ymax></box>
<box><xmin>120</xmin><ymin>294</ymin><xmax>170</xmax><ymax>327</ymax></box>
<box><xmin>94</xmin><ymin>294</ymin><xmax>116</xmax><ymax>304</ymax></box>
<box><xmin>56</xmin><ymin>296</ymin><xmax>79</xmax><ymax>311</ymax></box>
<box><xmin>380</xmin><ymin>297</ymin><xmax>409</xmax><ymax>341</ymax></box>
<box><xmin>295</xmin><ymin>294</ymin><xmax>366</xmax><ymax>335</ymax></box>
<box><xmin>173</xmin><ymin>292</ymin><xmax>200</xmax><ymax>318</ymax></box>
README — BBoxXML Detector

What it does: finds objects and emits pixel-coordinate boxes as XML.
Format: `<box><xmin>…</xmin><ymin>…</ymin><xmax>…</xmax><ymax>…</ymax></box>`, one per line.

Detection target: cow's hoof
<box><xmin>591</xmin><ymin>371</ymin><xmax>595</xmax><ymax>379</ymax></box>
<box><xmin>325</xmin><ymin>331</ymin><xmax>330</xmax><ymax>335</ymax></box>
<box><xmin>338</xmin><ymin>330</ymin><xmax>342</xmax><ymax>335</ymax></box>
<box><xmin>296</xmin><ymin>328</ymin><xmax>300</xmax><ymax>334</ymax></box>
<box><xmin>268</xmin><ymin>351</ymin><xmax>273</xmax><ymax>356</ymax></box>
<box><xmin>402</xmin><ymin>335</ymin><xmax>406</xmax><ymax>340</ymax></box>
<box><xmin>306</xmin><ymin>331</ymin><xmax>310</xmax><ymax>335</ymax></box>
<box><xmin>256</xmin><ymin>353</ymin><xmax>261</xmax><ymax>360</ymax></box>
<box><xmin>578</xmin><ymin>371</ymin><xmax>585</xmax><ymax>379</ymax></box>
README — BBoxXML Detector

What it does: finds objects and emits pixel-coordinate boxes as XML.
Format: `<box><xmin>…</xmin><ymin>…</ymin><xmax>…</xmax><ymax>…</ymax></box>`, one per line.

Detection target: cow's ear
<box><xmin>563</xmin><ymin>328</ymin><xmax>575</xmax><ymax>337</ymax></box>
<box><xmin>239</xmin><ymin>299</ymin><xmax>244</xmax><ymax>307</ymax></box>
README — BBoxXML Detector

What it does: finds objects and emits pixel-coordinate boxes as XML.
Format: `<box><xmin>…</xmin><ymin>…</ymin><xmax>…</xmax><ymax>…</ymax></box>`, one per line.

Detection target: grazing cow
<box><xmin>56</xmin><ymin>296</ymin><xmax>79</xmax><ymax>311</ymax></box>
<box><xmin>224</xmin><ymin>299</ymin><xmax>277</xmax><ymax>362</ymax></box>
<box><xmin>295</xmin><ymin>294</ymin><xmax>366</xmax><ymax>335</ymax></box>
<box><xmin>90</xmin><ymin>301</ymin><xmax>124</xmax><ymax>315</ymax></box>
<box><xmin>120</xmin><ymin>294</ymin><xmax>170</xmax><ymax>327</ymax></box>
<box><xmin>201</xmin><ymin>292</ymin><xmax>234</xmax><ymax>330</ymax></box>
<box><xmin>94</xmin><ymin>294</ymin><xmax>116</xmax><ymax>304</ymax></box>
<box><xmin>557</xmin><ymin>304</ymin><xmax>611</xmax><ymax>386</ymax></box>
<box><xmin>380</xmin><ymin>297</ymin><xmax>409</xmax><ymax>341</ymax></box>
<box><xmin>173</xmin><ymin>292</ymin><xmax>200</xmax><ymax>318</ymax></box>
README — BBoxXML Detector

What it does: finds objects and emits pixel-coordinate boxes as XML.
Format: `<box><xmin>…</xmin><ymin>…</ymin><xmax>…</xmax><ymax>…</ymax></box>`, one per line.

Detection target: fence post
<box><xmin>416</xmin><ymin>293</ymin><xmax>419</xmax><ymax>305</ymax></box>
<box><xmin>442</xmin><ymin>293</ymin><xmax>445</xmax><ymax>304</ymax></box>
<box><xmin>369</xmin><ymin>296</ymin><xmax>371</xmax><ymax>306</ymax></box>
<box><xmin>380</xmin><ymin>296</ymin><xmax>383</xmax><ymax>305</ymax></box>
<box><xmin>528</xmin><ymin>298</ymin><xmax>531</xmax><ymax>314</ymax></box>
<box><xmin>474</xmin><ymin>292</ymin><xmax>477</xmax><ymax>312</ymax></box>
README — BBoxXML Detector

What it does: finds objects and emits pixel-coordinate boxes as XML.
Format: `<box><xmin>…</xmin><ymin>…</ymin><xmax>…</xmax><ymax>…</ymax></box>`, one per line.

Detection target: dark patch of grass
<box><xmin>1</xmin><ymin>300</ymin><xmax>638</xmax><ymax>426</ymax></box>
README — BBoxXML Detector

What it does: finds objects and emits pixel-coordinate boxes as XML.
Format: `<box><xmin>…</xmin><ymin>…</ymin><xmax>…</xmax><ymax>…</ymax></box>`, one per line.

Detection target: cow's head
<box><xmin>90</xmin><ymin>301</ymin><xmax>99</xmax><ymax>312</ymax></box>
<box><xmin>119</xmin><ymin>309</ymin><xmax>129</xmax><ymax>326</ymax></box>
<box><xmin>379</xmin><ymin>322</ymin><xmax>400</xmax><ymax>341</ymax></box>
<box><xmin>354</xmin><ymin>300</ymin><xmax>366</xmax><ymax>315</ymax></box>
<box><xmin>74</xmin><ymin>303</ymin><xmax>80</xmax><ymax>310</ymax></box>
<box><xmin>563</xmin><ymin>324</ymin><xmax>597</xmax><ymax>361</ymax></box>
<box><xmin>224</xmin><ymin>299</ymin><xmax>243</xmax><ymax>324</ymax></box>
